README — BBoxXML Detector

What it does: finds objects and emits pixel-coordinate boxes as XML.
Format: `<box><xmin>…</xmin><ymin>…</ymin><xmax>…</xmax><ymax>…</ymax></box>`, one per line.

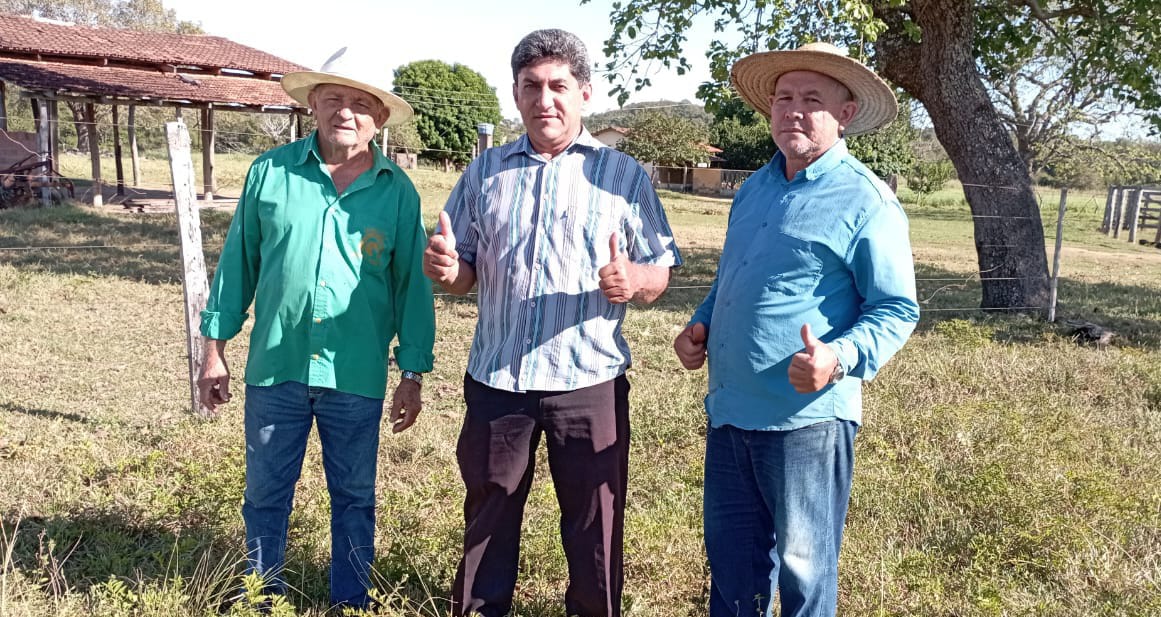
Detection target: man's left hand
<box><xmin>389</xmin><ymin>378</ymin><xmax>422</xmax><ymax>433</ymax></box>
<box><xmin>788</xmin><ymin>323</ymin><xmax>839</xmax><ymax>393</ymax></box>
<box><xmin>598</xmin><ymin>232</ymin><xmax>636</xmax><ymax>304</ymax></box>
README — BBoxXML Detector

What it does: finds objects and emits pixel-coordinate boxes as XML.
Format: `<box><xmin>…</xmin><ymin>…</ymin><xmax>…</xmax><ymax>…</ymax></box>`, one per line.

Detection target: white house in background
<box><xmin>591</xmin><ymin>125</ymin><xmax>630</xmax><ymax>148</ymax></box>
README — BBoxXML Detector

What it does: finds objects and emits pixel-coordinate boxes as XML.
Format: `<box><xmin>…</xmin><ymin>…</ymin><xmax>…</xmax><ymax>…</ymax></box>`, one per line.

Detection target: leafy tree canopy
<box><xmin>0</xmin><ymin>0</ymin><xmax>202</xmax><ymax>32</ymax></box>
<box><xmin>585</xmin><ymin>100</ymin><xmax>711</xmax><ymax>133</ymax></box>
<box><xmin>393</xmin><ymin>60</ymin><xmax>502</xmax><ymax>166</ymax></box>
<box><xmin>618</xmin><ymin>111</ymin><xmax>711</xmax><ymax>166</ymax></box>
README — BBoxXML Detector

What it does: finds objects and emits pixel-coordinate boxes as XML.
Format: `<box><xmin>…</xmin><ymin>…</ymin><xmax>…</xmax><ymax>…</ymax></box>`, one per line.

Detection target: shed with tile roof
<box><xmin>0</xmin><ymin>12</ymin><xmax>309</xmax><ymax>205</ymax></box>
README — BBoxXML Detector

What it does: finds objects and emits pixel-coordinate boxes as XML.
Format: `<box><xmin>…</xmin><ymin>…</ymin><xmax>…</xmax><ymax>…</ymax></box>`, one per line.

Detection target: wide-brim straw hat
<box><xmin>730</xmin><ymin>42</ymin><xmax>897</xmax><ymax>136</ymax></box>
<box><xmin>281</xmin><ymin>46</ymin><xmax>413</xmax><ymax>127</ymax></box>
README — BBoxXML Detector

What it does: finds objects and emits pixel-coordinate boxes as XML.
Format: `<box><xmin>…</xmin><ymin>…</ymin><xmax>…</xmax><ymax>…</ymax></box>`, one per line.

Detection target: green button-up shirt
<box><xmin>200</xmin><ymin>131</ymin><xmax>435</xmax><ymax>400</ymax></box>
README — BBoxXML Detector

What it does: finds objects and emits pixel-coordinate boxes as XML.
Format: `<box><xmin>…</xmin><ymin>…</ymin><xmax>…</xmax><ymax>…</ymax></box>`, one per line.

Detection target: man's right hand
<box><xmin>423</xmin><ymin>211</ymin><xmax>460</xmax><ymax>285</ymax></box>
<box><xmin>197</xmin><ymin>338</ymin><xmax>232</xmax><ymax>415</ymax></box>
<box><xmin>674</xmin><ymin>322</ymin><xmax>708</xmax><ymax>370</ymax></box>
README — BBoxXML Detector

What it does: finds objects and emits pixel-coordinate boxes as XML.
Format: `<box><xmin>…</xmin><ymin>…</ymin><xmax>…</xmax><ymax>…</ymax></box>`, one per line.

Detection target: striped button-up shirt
<box><xmin>443</xmin><ymin>129</ymin><xmax>682</xmax><ymax>392</ymax></box>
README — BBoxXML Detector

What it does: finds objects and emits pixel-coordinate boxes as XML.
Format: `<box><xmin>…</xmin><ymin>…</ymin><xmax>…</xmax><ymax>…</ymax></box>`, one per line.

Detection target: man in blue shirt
<box><xmin>424</xmin><ymin>29</ymin><xmax>681</xmax><ymax>617</ymax></box>
<box><xmin>673</xmin><ymin>42</ymin><xmax>919</xmax><ymax>617</ymax></box>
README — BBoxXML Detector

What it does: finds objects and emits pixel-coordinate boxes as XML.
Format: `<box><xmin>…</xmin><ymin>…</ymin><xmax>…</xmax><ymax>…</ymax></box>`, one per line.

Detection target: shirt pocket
<box><xmin>758</xmin><ymin>232</ymin><xmax>822</xmax><ymax>297</ymax></box>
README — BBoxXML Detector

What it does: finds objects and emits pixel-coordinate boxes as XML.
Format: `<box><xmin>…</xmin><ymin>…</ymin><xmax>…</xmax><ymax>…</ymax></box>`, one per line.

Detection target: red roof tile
<box><xmin>0</xmin><ymin>13</ymin><xmax>307</xmax><ymax>76</ymax></box>
<box><xmin>0</xmin><ymin>58</ymin><xmax>299</xmax><ymax>109</ymax></box>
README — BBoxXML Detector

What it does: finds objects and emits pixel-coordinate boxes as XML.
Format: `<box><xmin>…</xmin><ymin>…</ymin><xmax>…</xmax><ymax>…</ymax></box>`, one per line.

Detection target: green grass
<box><xmin>0</xmin><ymin>160</ymin><xmax>1159</xmax><ymax>616</ymax></box>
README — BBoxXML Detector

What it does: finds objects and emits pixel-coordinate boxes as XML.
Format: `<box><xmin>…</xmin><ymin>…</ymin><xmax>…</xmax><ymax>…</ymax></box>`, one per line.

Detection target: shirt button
<box><xmin>319</xmin><ymin>280</ymin><xmax>327</xmax><ymax>288</ymax></box>
<box><xmin>525</xmin><ymin>338</ymin><xmax>532</xmax><ymax>345</ymax></box>
<box><xmin>314</xmin><ymin>317</ymin><xmax>322</xmax><ymax>324</ymax></box>
<box><xmin>311</xmin><ymin>354</ymin><xmax>320</xmax><ymax>360</ymax></box>
<box><xmin>761</xmin><ymin>222</ymin><xmax>768</xmax><ymax>227</ymax></box>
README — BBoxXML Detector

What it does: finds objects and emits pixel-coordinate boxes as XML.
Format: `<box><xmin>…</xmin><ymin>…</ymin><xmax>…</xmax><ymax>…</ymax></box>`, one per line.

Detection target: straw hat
<box><xmin>281</xmin><ymin>47</ymin><xmax>413</xmax><ymax>126</ymax></box>
<box><xmin>730</xmin><ymin>42</ymin><xmax>897</xmax><ymax>136</ymax></box>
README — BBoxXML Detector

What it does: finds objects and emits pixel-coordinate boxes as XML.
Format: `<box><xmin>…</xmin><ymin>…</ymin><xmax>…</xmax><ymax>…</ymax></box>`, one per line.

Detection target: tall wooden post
<box><xmin>1111</xmin><ymin>189</ymin><xmax>1125</xmax><ymax>238</ymax></box>
<box><xmin>1126</xmin><ymin>188</ymin><xmax>1143</xmax><ymax>244</ymax></box>
<box><xmin>112</xmin><ymin>104</ymin><xmax>125</xmax><ymax>197</ymax></box>
<box><xmin>48</xmin><ymin>99</ymin><xmax>59</xmax><ymax>172</ymax></box>
<box><xmin>1047</xmin><ymin>188</ymin><xmax>1067</xmax><ymax>322</ymax></box>
<box><xmin>35</xmin><ymin>98</ymin><xmax>51</xmax><ymax>206</ymax></box>
<box><xmin>288</xmin><ymin>111</ymin><xmax>298</xmax><ymax>142</ymax></box>
<box><xmin>199</xmin><ymin>106</ymin><xmax>216</xmax><ymax>202</ymax></box>
<box><xmin>84</xmin><ymin>102</ymin><xmax>102</xmax><ymax>206</ymax></box>
<box><xmin>0</xmin><ymin>81</ymin><xmax>7</xmax><ymax>131</ymax></box>
<box><xmin>165</xmin><ymin>120</ymin><xmax>212</xmax><ymax>418</ymax></box>
<box><xmin>128</xmin><ymin>105</ymin><xmax>140</xmax><ymax>187</ymax></box>
<box><xmin>1101</xmin><ymin>186</ymin><xmax>1116</xmax><ymax>233</ymax></box>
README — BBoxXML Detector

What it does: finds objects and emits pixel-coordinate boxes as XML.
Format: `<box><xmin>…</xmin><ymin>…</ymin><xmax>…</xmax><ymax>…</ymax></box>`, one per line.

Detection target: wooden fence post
<box><xmin>1101</xmin><ymin>186</ymin><xmax>1116</xmax><ymax>233</ymax></box>
<box><xmin>1126</xmin><ymin>188</ymin><xmax>1142</xmax><ymax>244</ymax></box>
<box><xmin>35</xmin><ymin>98</ymin><xmax>51</xmax><ymax>206</ymax></box>
<box><xmin>165</xmin><ymin>120</ymin><xmax>212</xmax><ymax>418</ymax></box>
<box><xmin>1047</xmin><ymin>187</ymin><xmax>1067</xmax><ymax>322</ymax></box>
<box><xmin>1111</xmin><ymin>188</ymin><xmax>1125</xmax><ymax>239</ymax></box>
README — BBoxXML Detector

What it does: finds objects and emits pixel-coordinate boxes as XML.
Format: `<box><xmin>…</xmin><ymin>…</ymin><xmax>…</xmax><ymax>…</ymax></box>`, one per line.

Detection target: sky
<box><xmin>161</xmin><ymin>0</ymin><xmax>718</xmax><ymax>120</ymax></box>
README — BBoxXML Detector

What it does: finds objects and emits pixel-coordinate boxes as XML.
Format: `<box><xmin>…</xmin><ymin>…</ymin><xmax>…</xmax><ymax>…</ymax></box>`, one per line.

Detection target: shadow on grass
<box><xmin>0</xmin><ymin>402</ymin><xmax>99</xmax><ymax>425</ymax></box>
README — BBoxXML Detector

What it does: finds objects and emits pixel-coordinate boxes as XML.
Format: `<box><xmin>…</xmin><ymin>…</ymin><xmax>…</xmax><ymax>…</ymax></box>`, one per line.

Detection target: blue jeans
<box><xmin>243</xmin><ymin>382</ymin><xmax>384</xmax><ymax>608</ymax></box>
<box><xmin>703</xmin><ymin>420</ymin><xmax>857</xmax><ymax>617</ymax></box>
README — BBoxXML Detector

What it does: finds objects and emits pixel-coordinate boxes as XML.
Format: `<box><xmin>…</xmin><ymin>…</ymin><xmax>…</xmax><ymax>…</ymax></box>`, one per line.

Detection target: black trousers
<box><xmin>452</xmin><ymin>373</ymin><xmax>631</xmax><ymax>617</ymax></box>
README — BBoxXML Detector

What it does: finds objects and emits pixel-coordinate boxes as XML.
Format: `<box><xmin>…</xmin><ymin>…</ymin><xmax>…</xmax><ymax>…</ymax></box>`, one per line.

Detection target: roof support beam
<box><xmin>0</xmin><ymin>80</ymin><xmax>7</xmax><ymax>131</ymax></box>
<box><xmin>84</xmin><ymin>101</ymin><xmax>101</xmax><ymax>206</ymax></box>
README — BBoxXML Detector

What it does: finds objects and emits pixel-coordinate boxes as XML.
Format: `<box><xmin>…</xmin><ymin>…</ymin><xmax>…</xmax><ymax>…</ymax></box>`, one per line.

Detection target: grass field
<box><xmin>1</xmin><ymin>154</ymin><xmax>1159</xmax><ymax>616</ymax></box>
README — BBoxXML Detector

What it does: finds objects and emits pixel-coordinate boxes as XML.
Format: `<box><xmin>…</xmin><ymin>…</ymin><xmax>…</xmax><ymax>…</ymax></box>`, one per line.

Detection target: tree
<box><xmin>385</xmin><ymin>119</ymin><xmax>425</xmax><ymax>154</ymax></box>
<box><xmin>619</xmin><ymin>111</ymin><xmax>711</xmax><ymax>167</ymax></box>
<box><xmin>588</xmin><ymin>0</ymin><xmax>1161</xmax><ymax>310</ymax></box>
<box><xmin>586</xmin><ymin>100</ymin><xmax>712</xmax><ymax>133</ymax></box>
<box><xmin>708</xmin><ymin>97</ymin><xmax>776</xmax><ymax>170</ymax></box>
<box><xmin>392</xmin><ymin>60</ymin><xmax>502</xmax><ymax>167</ymax></box>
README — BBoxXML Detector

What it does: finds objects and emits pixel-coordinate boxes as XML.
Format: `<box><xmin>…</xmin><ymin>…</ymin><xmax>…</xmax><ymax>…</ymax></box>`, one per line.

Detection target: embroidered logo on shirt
<box><xmin>361</xmin><ymin>228</ymin><xmax>386</xmax><ymax>268</ymax></box>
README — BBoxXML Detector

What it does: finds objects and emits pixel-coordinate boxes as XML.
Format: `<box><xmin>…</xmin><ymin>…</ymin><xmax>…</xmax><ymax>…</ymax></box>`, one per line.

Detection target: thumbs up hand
<box><xmin>423</xmin><ymin>211</ymin><xmax>460</xmax><ymax>285</ymax></box>
<box><xmin>674</xmin><ymin>322</ymin><xmax>708</xmax><ymax>370</ymax></box>
<box><xmin>598</xmin><ymin>231</ymin><xmax>635</xmax><ymax>304</ymax></box>
<box><xmin>788</xmin><ymin>323</ymin><xmax>840</xmax><ymax>393</ymax></box>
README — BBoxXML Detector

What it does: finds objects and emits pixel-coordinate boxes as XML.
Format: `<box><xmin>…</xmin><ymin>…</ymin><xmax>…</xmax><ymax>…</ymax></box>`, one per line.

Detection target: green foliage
<box><xmin>392</xmin><ymin>61</ymin><xmax>502</xmax><ymax>166</ymax></box>
<box><xmin>846</xmin><ymin>95</ymin><xmax>916</xmax><ymax>179</ymax></box>
<box><xmin>0</xmin><ymin>0</ymin><xmax>203</xmax><ymax>33</ymax></box>
<box><xmin>385</xmin><ymin>119</ymin><xmax>425</xmax><ymax>154</ymax></box>
<box><xmin>709</xmin><ymin>114</ymin><xmax>776</xmax><ymax>170</ymax></box>
<box><xmin>618</xmin><ymin>111</ymin><xmax>710</xmax><ymax>166</ymax></box>
<box><xmin>585</xmin><ymin>100</ymin><xmax>711</xmax><ymax>133</ymax></box>
<box><xmin>906</xmin><ymin>159</ymin><xmax>955</xmax><ymax>196</ymax></box>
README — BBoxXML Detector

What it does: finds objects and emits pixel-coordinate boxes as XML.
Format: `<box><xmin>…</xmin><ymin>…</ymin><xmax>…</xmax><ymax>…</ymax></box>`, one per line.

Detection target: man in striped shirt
<box><xmin>423</xmin><ymin>28</ymin><xmax>682</xmax><ymax>617</ymax></box>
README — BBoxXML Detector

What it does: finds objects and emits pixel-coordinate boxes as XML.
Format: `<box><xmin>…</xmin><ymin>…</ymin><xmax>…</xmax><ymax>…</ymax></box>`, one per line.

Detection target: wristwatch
<box><xmin>827</xmin><ymin>361</ymin><xmax>846</xmax><ymax>385</ymax></box>
<box><xmin>400</xmin><ymin>370</ymin><xmax>424</xmax><ymax>386</ymax></box>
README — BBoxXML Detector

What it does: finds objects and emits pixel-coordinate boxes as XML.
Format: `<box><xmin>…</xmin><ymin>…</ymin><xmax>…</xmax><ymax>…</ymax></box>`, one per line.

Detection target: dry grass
<box><xmin>0</xmin><ymin>159</ymin><xmax>1158</xmax><ymax>616</ymax></box>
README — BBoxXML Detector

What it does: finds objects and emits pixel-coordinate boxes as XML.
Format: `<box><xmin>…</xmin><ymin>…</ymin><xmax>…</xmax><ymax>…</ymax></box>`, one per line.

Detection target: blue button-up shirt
<box><xmin>691</xmin><ymin>141</ymin><xmax>918</xmax><ymax>430</ymax></box>
<box><xmin>443</xmin><ymin>129</ymin><xmax>682</xmax><ymax>392</ymax></box>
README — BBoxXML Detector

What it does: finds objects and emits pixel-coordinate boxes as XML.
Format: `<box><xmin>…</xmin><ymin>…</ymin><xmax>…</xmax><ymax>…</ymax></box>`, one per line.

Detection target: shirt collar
<box><xmin>771</xmin><ymin>138</ymin><xmax>849</xmax><ymax>183</ymax></box>
<box><xmin>503</xmin><ymin>126</ymin><xmax>603</xmax><ymax>161</ymax></box>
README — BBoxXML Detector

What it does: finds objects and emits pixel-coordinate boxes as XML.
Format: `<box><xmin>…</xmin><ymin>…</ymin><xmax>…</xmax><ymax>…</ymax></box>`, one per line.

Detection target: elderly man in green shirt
<box><xmin>196</xmin><ymin>48</ymin><xmax>435</xmax><ymax>610</ymax></box>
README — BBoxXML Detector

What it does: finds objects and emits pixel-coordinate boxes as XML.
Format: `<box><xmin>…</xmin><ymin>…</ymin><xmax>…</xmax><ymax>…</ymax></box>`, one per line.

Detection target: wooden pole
<box><xmin>0</xmin><ymin>81</ymin><xmax>7</xmax><ymax>132</ymax></box>
<box><xmin>112</xmin><ymin>104</ymin><xmax>125</xmax><ymax>197</ymax></box>
<box><xmin>84</xmin><ymin>102</ymin><xmax>102</xmax><ymax>206</ymax></box>
<box><xmin>48</xmin><ymin>99</ymin><xmax>59</xmax><ymax>174</ymax></box>
<box><xmin>1100</xmin><ymin>185</ymin><xmax>1116</xmax><ymax>233</ymax></box>
<box><xmin>165</xmin><ymin>120</ymin><xmax>212</xmax><ymax>418</ymax></box>
<box><xmin>200</xmin><ymin>106</ymin><xmax>216</xmax><ymax>202</ymax></box>
<box><xmin>288</xmin><ymin>111</ymin><xmax>298</xmax><ymax>142</ymax></box>
<box><xmin>1047</xmin><ymin>187</ymin><xmax>1067</xmax><ymax>322</ymax></box>
<box><xmin>128</xmin><ymin>105</ymin><xmax>140</xmax><ymax>187</ymax></box>
<box><xmin>1126</xmin><ymin>188</ymin><xmax>1142</xmax><ymax>244</ymax></box>
<box><xmin>35</xmin><ymin>98</ymin><xmax>51</xmax><ymax>206</ymax></box>
<box><xmin>1111</xmin><ymin>188</ymin><xmax>1125</xmax><ymax>239</ymax></box>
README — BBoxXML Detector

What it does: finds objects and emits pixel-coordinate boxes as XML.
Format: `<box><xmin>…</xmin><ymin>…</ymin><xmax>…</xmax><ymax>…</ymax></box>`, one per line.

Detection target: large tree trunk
<box><xmin>874</xmin><ymin>0</ymin><xmax>1050</xmax><ymax>311</ymax></box>
<box><xmin>65</xmin><ymin>101</ymin><xmax>91</xmax><ymax>150</ymax></box>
